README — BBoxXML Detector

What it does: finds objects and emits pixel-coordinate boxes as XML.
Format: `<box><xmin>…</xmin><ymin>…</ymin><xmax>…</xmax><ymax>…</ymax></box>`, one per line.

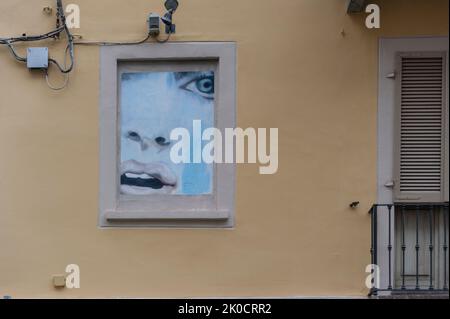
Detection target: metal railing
<box><xmin>369</xmin><ymin>203</ymin><xmax>449</xmax><ymax>296</ymax></box>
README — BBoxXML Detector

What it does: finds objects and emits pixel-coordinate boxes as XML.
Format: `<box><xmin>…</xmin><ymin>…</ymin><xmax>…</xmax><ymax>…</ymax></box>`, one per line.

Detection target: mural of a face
<box><xmin>120</xmin><ymin>71</ymin><xmax>215</xmax><ymax>195</ymax></box>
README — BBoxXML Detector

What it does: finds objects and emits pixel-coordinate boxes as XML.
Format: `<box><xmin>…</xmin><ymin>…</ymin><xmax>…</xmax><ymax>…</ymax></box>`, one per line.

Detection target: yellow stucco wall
<box><xmin>0</xmin><ymin>0</ymin><xmax>448</xmax><ymax>298</ymax></box>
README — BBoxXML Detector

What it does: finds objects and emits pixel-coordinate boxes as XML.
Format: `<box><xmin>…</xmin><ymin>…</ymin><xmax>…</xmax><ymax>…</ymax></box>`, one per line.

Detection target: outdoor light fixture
<box><xmin>161</xmin><ymin>0</ymin><xmax>179</xmax><ymax>34</ymax></box>
<box><xmin>164</xmin><ymin>0</ymin><xmax>179</xmax><ymax>12</ymax></box>
<box><xmin>161</xmin><ymin>10</ymin><xmax>173</xmax><ymax>26</ymax></box>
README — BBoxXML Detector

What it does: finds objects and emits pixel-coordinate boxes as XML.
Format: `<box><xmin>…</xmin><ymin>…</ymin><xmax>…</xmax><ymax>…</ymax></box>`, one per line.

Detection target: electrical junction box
<box><xmin>148</xmin><ymin>13</ymin><xmax>160</xmax><ymax>36</ymax></box>
<box><xmin>27</xmin><ymin>47</ymin><xmax>49</xmax><ymax>69</ymax></box>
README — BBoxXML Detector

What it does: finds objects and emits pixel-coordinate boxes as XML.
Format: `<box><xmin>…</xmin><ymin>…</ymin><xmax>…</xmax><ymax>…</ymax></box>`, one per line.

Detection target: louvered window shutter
<box><xmin>394</xmin><ymin>52</ymin><xmax>448</xmax><ymax>203</ymax></box>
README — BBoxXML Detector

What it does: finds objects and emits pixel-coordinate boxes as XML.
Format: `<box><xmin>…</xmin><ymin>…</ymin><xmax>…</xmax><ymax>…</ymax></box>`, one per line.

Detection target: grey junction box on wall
<box><xmin>26</xmin><ymin>47</ymin><xmax>48</xmax><ymax>69</ymax></box>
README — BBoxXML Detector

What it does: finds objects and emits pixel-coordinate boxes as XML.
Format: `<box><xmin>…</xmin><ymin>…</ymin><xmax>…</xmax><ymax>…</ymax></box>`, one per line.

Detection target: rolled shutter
<box><xmin>394</xmin><ymin>52</ymin><xmax>447</xmax><ymax>203</ymax></box>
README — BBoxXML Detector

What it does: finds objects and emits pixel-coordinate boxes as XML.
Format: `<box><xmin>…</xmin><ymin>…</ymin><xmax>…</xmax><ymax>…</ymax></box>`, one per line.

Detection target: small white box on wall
<box><xmin>26</xmin><ymin>47</ymin><xmax>48</xmax><ymax>69</ymax></box>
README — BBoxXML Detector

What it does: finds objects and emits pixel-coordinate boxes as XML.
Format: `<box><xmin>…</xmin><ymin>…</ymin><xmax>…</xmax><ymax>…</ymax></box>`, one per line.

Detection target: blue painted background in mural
<box><xmin>120</xmin><ymin>71</ymin><xmax>214</xmax><ymax>196</ymax></box>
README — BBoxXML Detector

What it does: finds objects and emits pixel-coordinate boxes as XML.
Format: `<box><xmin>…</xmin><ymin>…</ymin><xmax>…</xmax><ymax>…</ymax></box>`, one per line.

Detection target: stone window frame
<box><xmin>99</xmin><ymin>42</ymin><xmax>236</xmax><ymax>228</ymax></box>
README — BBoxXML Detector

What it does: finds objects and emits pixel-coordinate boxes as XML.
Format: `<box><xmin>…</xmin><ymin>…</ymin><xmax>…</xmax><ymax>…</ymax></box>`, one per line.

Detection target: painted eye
<box><xmin>182</xmin><ymin>76</ymin><xmax>215</xmax><ymax>100</ymax></box>
<box><xmin>196</xmin><ymin>77</ymin><xmax>214</xmax><ymax>94</ymax></box>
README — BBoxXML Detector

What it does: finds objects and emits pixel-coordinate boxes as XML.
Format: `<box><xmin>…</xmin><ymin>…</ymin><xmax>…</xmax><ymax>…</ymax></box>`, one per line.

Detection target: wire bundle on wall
<box><xmin>0</xmin><ymin>0</ymin><xmax>177</xmax><ymax>91</ymax></box>
<box><xmin>0</xmin><ymin>0</ymin><xmax>74</xmax><ymax>90</ymax></box>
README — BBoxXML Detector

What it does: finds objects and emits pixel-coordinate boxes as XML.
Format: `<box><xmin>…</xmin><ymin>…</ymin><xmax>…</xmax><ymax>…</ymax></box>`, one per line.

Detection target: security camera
<box><xmin>159</xmin><ymin>0</ymin><xmax>179</xmax><ymax>34</ymax></box>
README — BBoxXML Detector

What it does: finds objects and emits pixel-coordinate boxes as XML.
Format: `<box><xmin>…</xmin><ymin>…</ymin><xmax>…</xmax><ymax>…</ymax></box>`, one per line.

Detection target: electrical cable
<box><xmin>73</xmin><ymin>33</ymin><xmax>152</xmax><ymax>46</ymax></box>
<box><xmin>49</xmin><ymin>0</ymin><xmax>75</xmax><ymax>74</ymax></box>
<box><xmin>5</xmin><ymin>42</ymin><xmax>27</xmax><ymax>63</ymax></box>
<box><xmin>45</xmin><ymin>66</ymin><xmax>69</xmax><ymax>91</ymax></box>
<box><xmin>45</xmin><ymin>43</ymin><xmax>70</xmax><ymax>91</ymax></box>
<box><xmin>154</xmin><ymin>32</ymin><xmax>171</xmax><ymax>44</ymax></box>
<box><xmin>72</xmin><ymin>30</ymin><xmax>172</xmax><ymax>46</ymax></box>
<box><xmin>48</xmin><ymin>38</ymin><xmax>74</xmax><ymax>74</ymax></box>
<box><xmin>0</xmin><ymin>0</ymin><xmax>75</xmax><ymax>74</ymax></box>
<box><xmin>0</xmin><ymin>0</ymin><xmax>74</xmax><ymax>75</ymax></box>
<box><xmin>0</xmin><ymin>26</ymin><xmax>65</xmax><ymax>45</ymax></box>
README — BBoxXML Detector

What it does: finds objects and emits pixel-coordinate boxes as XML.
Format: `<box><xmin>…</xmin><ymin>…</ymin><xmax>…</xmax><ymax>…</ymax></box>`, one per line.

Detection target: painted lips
<box><xmin>120</xmin><ymin>160</ymin><xmax>177</xmax><ymax>195</ymax></box>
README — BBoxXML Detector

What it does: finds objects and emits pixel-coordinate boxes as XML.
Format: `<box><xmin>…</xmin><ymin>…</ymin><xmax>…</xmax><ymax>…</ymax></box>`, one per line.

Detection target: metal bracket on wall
<box><xmin>43</xmin><ymin>6</ymin><xmax>53</xmax><ymax>14</ymax></box>
<box><xmin>386</xmin><ymin>72</ymin><xmax>396</xmax><ymax>79</ymax></box>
